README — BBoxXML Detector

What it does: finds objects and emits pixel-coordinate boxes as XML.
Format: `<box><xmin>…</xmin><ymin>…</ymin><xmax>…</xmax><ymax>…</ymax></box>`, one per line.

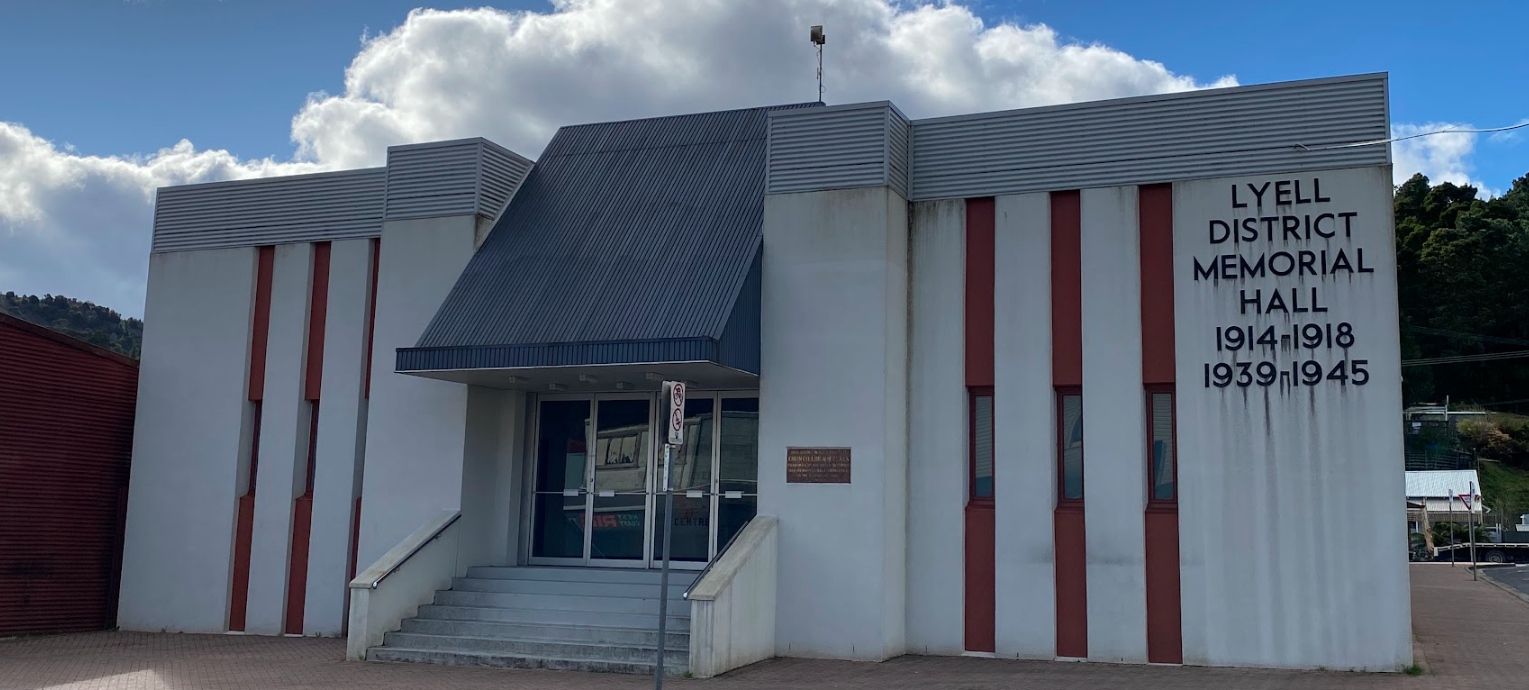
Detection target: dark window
<box><xmin>970</xmin><ymin>389</ymin><xmax>994</xmax><ymax>500</ymax></box>
<box><xmin>1148</xmin><ymin>389</ymin><xmax>1175</xmax><ymax>502</ymax></box>
<box><xmin>1058</xmin><ymin>390</ymin><xmax>1083</xmax><ymax>501</ymax></box>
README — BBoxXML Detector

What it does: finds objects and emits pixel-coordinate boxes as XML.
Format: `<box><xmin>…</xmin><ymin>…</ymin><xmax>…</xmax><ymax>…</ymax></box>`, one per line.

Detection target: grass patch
<box><xmin>1478</xmin><ymin>459</ymin><xmax>1529</xmax><ymax>521</ymax></box>
<box><xmin>1404</xmin><ymin>663</ymin><xmax>1424</xmax><ymax>676</ymax></box>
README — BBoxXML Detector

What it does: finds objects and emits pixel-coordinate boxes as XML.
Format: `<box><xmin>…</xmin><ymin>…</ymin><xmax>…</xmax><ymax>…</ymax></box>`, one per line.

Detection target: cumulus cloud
<box><xmin>1390</xmin><ymin>122</ymin><xmax>1498</xmax><ymax>197</ymax></box>
<box><xmin>1</xmin><ymin>0</ymin><xmax>1235</xmax><ymax>315</ymax></box>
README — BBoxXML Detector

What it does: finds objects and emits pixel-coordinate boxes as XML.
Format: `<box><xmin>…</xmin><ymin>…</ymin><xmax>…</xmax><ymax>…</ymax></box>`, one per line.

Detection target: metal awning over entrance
<box><xmin>395</xmin><ymin>104</ymin><xmax>805</xmax><ymax>385</ymax></box>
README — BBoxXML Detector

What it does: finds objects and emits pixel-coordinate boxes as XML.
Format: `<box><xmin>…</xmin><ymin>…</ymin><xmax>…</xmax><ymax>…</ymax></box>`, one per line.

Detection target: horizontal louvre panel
<box><xmin>152</xmin><ymin>169</ymin><xmax>385</xmax><ymax>252</ymax></box>
<box><xmin>766</xmin><ymin>103</ymin><xmax>903</xmax><ymax>194</ymax></box>
<box><xmin>909</xmin><ymin>74</ymin><xmax>1389</xmax><ymax>200</ymax></box>
<box><xmin>384</xmin><ymin>141</ymin><xmax>485</xmax><ymax>221</ymax></box>
<box><xmin>479</xmin><ymin>141</ymin><xmax>535</xmax><ymax>220</ymax></box>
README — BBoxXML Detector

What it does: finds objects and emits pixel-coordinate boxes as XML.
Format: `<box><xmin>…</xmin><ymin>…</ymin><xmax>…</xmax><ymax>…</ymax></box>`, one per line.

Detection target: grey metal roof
<box><xmin>403</xmin><ymin>103</ymin><xmax>816</xmax><ymax>375</ymax></box>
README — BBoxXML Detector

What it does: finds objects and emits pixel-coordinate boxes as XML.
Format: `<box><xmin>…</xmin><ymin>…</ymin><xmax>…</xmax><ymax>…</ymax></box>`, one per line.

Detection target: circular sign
<box><xmin>671</xmin><ymin>382</ymin><xmax>685</xmax><ymax>407</ymax></box>
<box><xmin>671</xmin><ymin>408</ymin><xmax>684</xmax><ymax>433</ymax></box>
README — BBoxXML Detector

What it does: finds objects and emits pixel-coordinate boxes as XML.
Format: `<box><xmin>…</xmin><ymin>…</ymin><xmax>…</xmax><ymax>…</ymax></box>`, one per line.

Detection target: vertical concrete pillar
<box><xmin>758</xmin><ymin>186</ymin><xmax>908</xmax><ymax>660</ymax></box>
<box><xmin>302</xmin><ymin>238</ymin><xmax>374</xmax><ymax>635</ymax></box>
<box><xmin>1079</xmin><ymin>187</ymin><xmax>1148</xmax><ymax>663</ymax></box>
<box><xmin>246</xmin><ymin>243</ymin><xmax>314</xmax><ymax>635</ymax></box>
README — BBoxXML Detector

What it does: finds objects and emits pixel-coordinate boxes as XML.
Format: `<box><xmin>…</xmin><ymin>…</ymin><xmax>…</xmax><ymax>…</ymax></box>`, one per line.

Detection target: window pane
<box><xmin>719</xmin><ymin>398</ymin><xmax>759</xmax><ymax>494</ymax></box>
<box><xmin>677</xmin><ymin>397</ymin><xmax>714</xmax><ymax>491</ymax></box>
<box><xmin>1150</xmin><ymin>393</ymin><xmax>1175</xmax><ymax>501</ymax></box>
<box><xmin>717</xmin><ymin>494</ymin><xmax>757</xmax><ymax>550</ymax></box>
<box><xmin>973</xmin><ymin>395</ymin><xmax>994</xmax><ymax>498</ymax></box>
<box><xmin>1061</xmin><ymin>394</ymin><xmax>1083</xmax><ymax>500</ymax></box>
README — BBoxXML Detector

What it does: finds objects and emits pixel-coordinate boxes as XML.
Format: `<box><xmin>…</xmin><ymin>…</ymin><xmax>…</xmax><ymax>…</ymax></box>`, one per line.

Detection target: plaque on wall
<box><xmin>786</xmin><ymin>447</ymin><xmax>851</xmax><ymax>484</ymax></box>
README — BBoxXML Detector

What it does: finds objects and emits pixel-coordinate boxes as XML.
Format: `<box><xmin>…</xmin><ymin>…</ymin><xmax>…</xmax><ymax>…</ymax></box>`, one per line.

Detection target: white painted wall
<box><xmin>992</xmin><ymin>192</ymin><xmax>1057</xmax><ymax>658</ymax></box>
<box><xmin>357</xmin><ymin>215</ymin><xmax>478</xmax><ymax>569</ymax></box>
<box><xmin>904</xmin><ymin>199</ymin><xmax>966</xmax><ymax>655</ymax></box>
<box><xmin>347</xmin><ymin>509</ymin><xmax>461</xmax><ymax>660</ymax></box>
<box><xmin>1079</xmin><ymin>186</ymin><xmax>1148</xmax><ymax>663</ymax></box>
<box><xmin>759</xmin><ymin>186</ymin><xmax>908</xmax><ymax>660</ymax></box>
<box><xmin>1173</xmin><ymin>166</ymin><xmax>1410</xmax><ymax>670</ymax></box>
<box><xmin>119</xmin><ymin>247</ymin><xmax>257</xmax><ymax>633</ymax></box>
<box><xmin>303</xmin><ymin>239</ymin><xmax>375</xmax><ymax>635</ymax></box>
<box><xmin>687</xmin><ymin>516</ymin><xmax>778</xmax><ymax>678</ymax></box>
<box><xmin>246</xmin><ymin>242</ymin><xmax>314</xmax><ymax>634</ymax></box>
<box><xmin>456</xmin><ymin>387</ymin><xmax>525</xmax><ymax>572</ymax></box>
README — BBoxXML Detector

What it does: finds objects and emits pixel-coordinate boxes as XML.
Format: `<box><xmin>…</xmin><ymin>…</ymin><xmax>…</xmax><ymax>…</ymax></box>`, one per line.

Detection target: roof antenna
<box><xmin>810</xmin><ymin>25</ymin><xmax>826</xmax><ymax>103</ymax></box>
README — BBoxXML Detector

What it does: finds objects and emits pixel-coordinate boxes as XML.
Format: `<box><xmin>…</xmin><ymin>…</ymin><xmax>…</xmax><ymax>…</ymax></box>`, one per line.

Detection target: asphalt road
<box><xmin>1483</xmin><ymin>564</ymin><xmax>1529</xmax><ymax>602</ymax></box>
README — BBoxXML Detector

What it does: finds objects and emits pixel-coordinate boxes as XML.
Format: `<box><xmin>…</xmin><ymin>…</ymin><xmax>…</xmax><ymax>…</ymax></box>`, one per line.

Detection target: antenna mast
<box><xmin>810</xmin><ymin>25</ymin><xmax>826</xmax><ymax>103</ymax></box>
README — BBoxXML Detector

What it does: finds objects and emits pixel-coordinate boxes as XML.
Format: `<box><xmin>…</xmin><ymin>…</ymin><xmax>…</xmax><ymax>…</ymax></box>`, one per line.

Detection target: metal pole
<box><xmin>1469</xmin><ymin>481</ymin><xmax>1478</xmax><ymax>579</ymax></box>
<box><xmin>654</xmin><ymin>444</ymin><xmax>674</xmax><ymax>688</ymax></box>
<box><xmin>1449</xmin><ymin>492</ymin><xmax>1455</xmax><ymax>566</ymax></box>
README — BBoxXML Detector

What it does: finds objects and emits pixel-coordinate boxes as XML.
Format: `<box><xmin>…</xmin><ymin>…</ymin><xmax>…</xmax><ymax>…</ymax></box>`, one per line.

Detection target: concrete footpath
<box><xmin>2</xmin><ymin>564</ymin><xmax>1527</xmax><ymax>689</ymax></box>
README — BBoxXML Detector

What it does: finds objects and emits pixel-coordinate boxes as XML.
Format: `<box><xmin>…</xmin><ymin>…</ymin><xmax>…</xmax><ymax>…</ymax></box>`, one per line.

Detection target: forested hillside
<box><xmin>0</xmin><ymin>292</ymin><xmax>143</xmax><ymax>358</ymax></box>
<box><xmin>1396</xmin><ymin>173</ymin><xmax>1529</xmax><ymax>410</ymax></box>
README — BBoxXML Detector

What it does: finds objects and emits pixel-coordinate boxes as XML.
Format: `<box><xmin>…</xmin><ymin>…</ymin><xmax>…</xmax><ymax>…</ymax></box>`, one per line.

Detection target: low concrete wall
<box><xmin>687</xmin><ymin>516</ymin><xmax>778</xmax><ymax>678</ymax></box>
<box><xmin>346</xmin><ymin>510</ymin><xmax>460</xmax><ymax>660</ymax></box>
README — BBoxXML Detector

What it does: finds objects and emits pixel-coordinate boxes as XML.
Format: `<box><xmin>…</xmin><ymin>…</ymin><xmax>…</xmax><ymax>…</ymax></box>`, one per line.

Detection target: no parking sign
<box><xmin>663</xmin><ymin>380</ymin><xmax>685</xmax><ymax>445</ymax></box>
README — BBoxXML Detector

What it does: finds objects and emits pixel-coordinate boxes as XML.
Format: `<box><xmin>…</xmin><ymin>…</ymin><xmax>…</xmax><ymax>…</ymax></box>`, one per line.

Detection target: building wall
<box><xmin>991</xmin><ymin>192</ymin><xmax>1058</xmax><ymax>658</ymax></box>
<box><xmin>303</xmin><ymin>239</ymin><xmax>375</xmax><ymax>635</ymax></box>
<box><xmin>905</xmin><ymin>199</ymin><xmax>966</xmax><ymax>655</ymax></box>
<box><xmin>356</xmin><ymin>215</ymin><xmax>479</xmax><ymax>570</ymax></box>
<box><xmin>246</xmin><ymin>242</ymin><xmax>314</xmax><ymax>635</ymax></box>
<box><xmin>1079</xmin><ymin>187</ymin><xmax>1148</xmax><ymax>662</ymax></box>
<box><xmin>759</xmin><ymin>186</ymin><xmax>908</xmax><ymax>660</ymax></box>
<box><xmin>1173</xmin><ymin>166</ymin><xmax>1410</xmax><ymax>670</ymax></box>
<box><xmin>0</xmin><ymin>316</ymin><xmax>139</xmax><ymax>636</ymax></box>
<box><xmin>119</xmin><ymin>247</ymin><xmax>256</xmax><ymax>632</ymax></box>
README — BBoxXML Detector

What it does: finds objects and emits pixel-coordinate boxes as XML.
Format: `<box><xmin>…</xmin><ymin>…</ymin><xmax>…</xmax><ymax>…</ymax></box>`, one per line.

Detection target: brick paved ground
<box><xmin>2</xmin><ymin>564</ymin><xmax>1526</xmax><ymax>690</ymax></box>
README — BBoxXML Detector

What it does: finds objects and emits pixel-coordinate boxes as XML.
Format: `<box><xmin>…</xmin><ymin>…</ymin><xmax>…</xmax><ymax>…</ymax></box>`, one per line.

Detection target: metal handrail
<box><xmin>683</xmin><ymin>514</ymin><xmax>753</xmax><ymax>600</ymax></box>
<box><xmin>366</xmin><ymin>512</ymin><xmax>461</xmax><ymax>590</ymax></box>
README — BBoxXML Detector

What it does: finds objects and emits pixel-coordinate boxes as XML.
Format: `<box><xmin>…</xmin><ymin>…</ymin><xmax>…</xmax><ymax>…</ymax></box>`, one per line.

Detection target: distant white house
<box><xmin>1405</xmin><ymin>470</ymin><xmax>1483</xmax><ymax>531</ymax></box>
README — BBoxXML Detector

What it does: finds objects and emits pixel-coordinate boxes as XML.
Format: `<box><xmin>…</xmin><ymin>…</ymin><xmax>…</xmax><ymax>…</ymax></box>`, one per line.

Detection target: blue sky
<box><xmin>1</xmin><ymin>0</ymin><xmax>1525</xmax><ymax>314</ymax></box>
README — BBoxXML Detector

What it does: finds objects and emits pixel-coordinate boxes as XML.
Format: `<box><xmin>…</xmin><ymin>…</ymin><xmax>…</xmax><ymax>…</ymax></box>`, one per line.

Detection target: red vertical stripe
<box><xmin>963</xmin><ymin>198</ymin><xmax>996</xmax><ymax>653</ymax></box>
<box><xmin>248</xmin><ymin>246</ymin><xmax>275</xmax><ymax>401</ymax></box>
<box><xmin>1139</xmin><ymin>186</ymin><xmax>1175</xmax><ymax>384</ymax></box>
<box><xmin>1050</xmin><ymin>190</ymin><xmax>1087</xmax><ymax>659</ymax></box>
<box><xmin>964</xmin><ymin>198</ymin><xmax>995</xmax><ymax>388</ymax></box>
<box><xmin>304</xmin><ymin>242</ymin><xmax>331</xmax><ymax>401</ymax></box>
<box><xmin>1140</xmin><ymin>184</ymin><xmax>1182</xmax><ymax>663</ymax></box>
<box><xmin>1050</xmin><ymin>191</ymin><xmax>1082</xmax><ymax>388</ymax></box>
<box><xmin>230</xmin><ymin>246</ymin><xmax>275</xmax><ymax>632</ymax></box>
<box><xmin>364</xmin><ymin>238</ymin><xmax>380</xmax><ymax>399</ymax></box>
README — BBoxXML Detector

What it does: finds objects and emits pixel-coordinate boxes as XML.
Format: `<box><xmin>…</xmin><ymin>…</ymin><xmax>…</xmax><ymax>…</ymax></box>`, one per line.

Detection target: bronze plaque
<box><xmin>786</xmin><ymin>447</ymin><xmax>851</xmax><ymax>484</ymax></box>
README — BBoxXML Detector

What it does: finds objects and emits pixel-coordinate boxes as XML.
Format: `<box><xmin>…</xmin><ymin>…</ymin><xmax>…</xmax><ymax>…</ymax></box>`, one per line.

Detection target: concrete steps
<box><xmin>367</xmin><ymin>566</ymin><xmax>699</xmax><ymax>676</ymax></box>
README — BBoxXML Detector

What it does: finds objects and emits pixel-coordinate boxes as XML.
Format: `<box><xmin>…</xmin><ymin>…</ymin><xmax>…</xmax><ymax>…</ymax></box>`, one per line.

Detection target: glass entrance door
<box><xmin>529</xmin><ymin>392</ymin><xmax>758</xmax><ymax>568</ymax></box>
<box><xmin>588</xmin><ymin>397</ymin><xmax>652</xmax><ymax>564</ymax></box>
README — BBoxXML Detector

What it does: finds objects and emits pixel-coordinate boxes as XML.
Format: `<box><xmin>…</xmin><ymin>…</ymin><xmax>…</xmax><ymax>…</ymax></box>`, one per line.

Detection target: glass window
<box><xmin>718</xmin><ymin>398</ymin><xmax>759</xmax><ymax>495</ymax></box>
<box><xmin>971</xmin><ymin>393</ymin><xmax>994</xmax><ymax>499</ymax></box>
<box><xmin>1149</xmin><ymin>392</ymin><xmax>1175</xmax><ymax>502</ymax></box>
<box><xmin>1059</xmin><ymin>393</ymin><xmax>1083</xmax><ymax>501</ymax></box>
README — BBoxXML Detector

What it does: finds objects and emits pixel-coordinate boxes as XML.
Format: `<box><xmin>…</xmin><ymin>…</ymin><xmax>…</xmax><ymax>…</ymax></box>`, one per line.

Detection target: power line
<box><xmin>1297</xmin><ymin>120</ymin><xmax>1529</xmax><ymax>151</ymax></box>
<box><xmin>1402</xmin><ymin>349</ymin><xmax>1529</xmax><ymax>367</ymax></box>
<box><xmin>1406</xmin><ymin>325</ymin><xmax>1529</xmax><ymax>347</ymax></box>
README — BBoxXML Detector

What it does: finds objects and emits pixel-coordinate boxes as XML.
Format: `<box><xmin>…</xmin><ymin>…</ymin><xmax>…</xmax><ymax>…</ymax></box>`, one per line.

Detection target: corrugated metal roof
<box><xmin>406</xmin><ymin>103</ymin><xmax>815</xmax><ymax>374</ymax></box>
<box><xmin>1405</xmin><ymin>470</ymin><xmax>1481</xmax><ymax>499</ymax></box>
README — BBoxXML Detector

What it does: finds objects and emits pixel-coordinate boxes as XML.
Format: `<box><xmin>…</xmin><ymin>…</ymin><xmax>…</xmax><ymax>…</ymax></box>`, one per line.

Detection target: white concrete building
<box><xmin>119</xmin><ymin>73</ymin><xmax>1410</xmax><ymax>675</ymax></box>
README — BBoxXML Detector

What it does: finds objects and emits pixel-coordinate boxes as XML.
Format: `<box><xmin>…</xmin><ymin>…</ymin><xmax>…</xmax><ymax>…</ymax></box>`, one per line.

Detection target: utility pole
<box><xmin>1469</xmin><ymin>481</ymin><xmax>1478</xmax><ymax>580</ymax></box>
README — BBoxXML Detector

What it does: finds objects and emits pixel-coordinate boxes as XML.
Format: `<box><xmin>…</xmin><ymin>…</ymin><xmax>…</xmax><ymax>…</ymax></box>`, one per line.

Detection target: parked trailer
<box><xmin>1435</xmin><ymin>543</ymin><xmax>1529</xmax><ymax>564</ymax></box>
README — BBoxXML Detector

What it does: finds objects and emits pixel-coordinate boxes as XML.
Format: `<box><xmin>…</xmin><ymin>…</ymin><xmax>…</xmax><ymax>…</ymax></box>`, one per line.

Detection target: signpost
<box><xmin>1465</xmin><ymin>483</ymin><xmax>1478</xmax><ymax>579</ymax></box>
<box><xmin>654</xmin><ymin>381</ymin><xmax>684</xmax><ymax>688</ymax></box>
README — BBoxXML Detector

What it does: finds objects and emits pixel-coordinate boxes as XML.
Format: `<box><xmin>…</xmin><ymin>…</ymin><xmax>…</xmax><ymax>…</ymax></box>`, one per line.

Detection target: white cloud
<box><xmin>1</xmin><ymin>0</ymin><xmax>1234</xmax><ymax>316</ymax></box>
<box><xmin>1390</xmin><ymin>122</ymin><xmax>1499</xmax><ymax>197</ymax></box>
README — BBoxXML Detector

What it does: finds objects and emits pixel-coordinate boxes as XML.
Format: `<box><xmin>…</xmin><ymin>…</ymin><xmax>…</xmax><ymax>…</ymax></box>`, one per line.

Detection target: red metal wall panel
<box><xmin>963</xmin><ymin>504</ymin><xmax>996</xmax><ymax>652</ymax></box>
<box><xmin>1050</xmin><ymin>191</ymin><xmax>1083</xmax><ymax>388</ymax></box>
<box><xmin>1139</xmin><ymin>185</ymin><xmax>1176</xmax><ymax>384</ymax></box>
<box><xmin>0</xmin><ymin>314</ymin><xmax>139</xmax><ymax>635</ymax></box>
<box><xmin>1139</xmin><ymin>184</ymin><xmax>1183</xmax><ymax>663</ymax></box>
<box><xmin>1050</xmin><ymin>190</ymin><xmax>1087</xmax><ymax>659</ymax></box>
<box><xmin>249</xmin><ymin>246</ymin><xmax>275</xmax><ymax>402</ymax></box>
<box><xmin>304</xmin><ymin>242</ymin><xmax>330</xmax><ymax>401</ymax></box>
<box><xmin>964</xmin><ymin>198</ymin><xmax>995</xmax><ymax>388</ymax></box>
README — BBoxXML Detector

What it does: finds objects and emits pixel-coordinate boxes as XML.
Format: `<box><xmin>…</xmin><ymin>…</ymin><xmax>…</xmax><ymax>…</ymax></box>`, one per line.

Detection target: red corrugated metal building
<box><xmin>0</xmin><ymin>312</ymin><xmax>138</xmax><ymax>635</ymax></box>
